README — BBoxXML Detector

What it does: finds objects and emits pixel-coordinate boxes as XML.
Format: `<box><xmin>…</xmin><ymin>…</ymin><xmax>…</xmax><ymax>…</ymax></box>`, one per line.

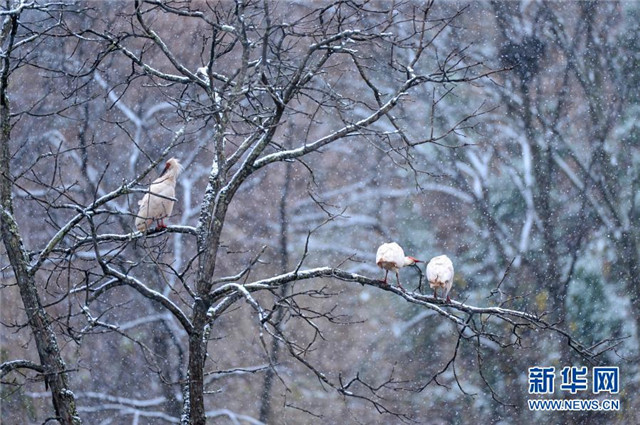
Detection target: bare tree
<box><xmin>405</xmin><ymin>1</ymin><xmax>636</xmax><ymax>422</ymax></box>
<box><xmin>0</xmin><ymin>3</ymin><xmax>83</xmax><ymax>424</ymax></box>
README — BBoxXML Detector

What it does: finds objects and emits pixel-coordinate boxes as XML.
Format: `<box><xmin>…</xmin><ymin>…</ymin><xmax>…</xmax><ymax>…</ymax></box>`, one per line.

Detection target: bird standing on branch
<box><xmin>376</xmin><ymin>242</ymin><xmax>422</xmax><ymax>291</ymax></box>
<box><xmin>135</xmin><ymin>158</ymin><xmax>183</xmax><ymax>232</ymax></box>
<box><xmin>426</xmin><ymin>255</ymin><xmax>454</xmax><ymax>302</ymax></box>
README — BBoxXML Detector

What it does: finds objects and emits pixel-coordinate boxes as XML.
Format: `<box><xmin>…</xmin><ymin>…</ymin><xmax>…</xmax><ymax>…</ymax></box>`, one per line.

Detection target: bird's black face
<box><xmin>159</xmin><ymin>162</ymin><xmax>171</xmax><ymax>177</ymax></box>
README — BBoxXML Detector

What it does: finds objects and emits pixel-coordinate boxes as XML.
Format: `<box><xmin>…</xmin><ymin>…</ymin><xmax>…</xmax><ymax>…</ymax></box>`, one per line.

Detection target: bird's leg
<box><xmin>157</xmin><ymin>218</ymin><xmax>167</xmax><ymax>229</ymax></box>
<box><xmin>380</xmin><ymin>270</ymin><xmax>389</xmax><ymax>285</ymax></box>
<box><xmin>433</xmin><ymin>287</ymin><xmax>438</xmax><ymax>299</ymax></box>
<box><xmin>395</xmin><ymin>272</ymin><xmax>405</xmax><ymax>292</ymax></box>
<box><xmin>446</xmin><ymin>294</ymin><xmax>451</xmax><ymax>303</ymax></box>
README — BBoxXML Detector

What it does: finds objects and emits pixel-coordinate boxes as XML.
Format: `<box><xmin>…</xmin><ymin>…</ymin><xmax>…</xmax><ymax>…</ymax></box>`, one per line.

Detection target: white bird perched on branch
<box><xmin>426</xmin><ymin>255</ymin><xmax>454</xmax><ymax>302</ymax></box>
<box><xmin>376</xmin><ymin>242</ymin><xmax>422</xmax><ymax>291</ymax></box>
<box><xmin>135</xmin><ymin>158</ymin><xmax>183</xmax><ymax>232</ymax></box>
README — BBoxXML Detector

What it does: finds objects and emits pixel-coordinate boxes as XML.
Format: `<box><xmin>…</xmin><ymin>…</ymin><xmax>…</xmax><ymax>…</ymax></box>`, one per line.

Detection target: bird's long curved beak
<box><xmin>159</xmin><ymin>163</ymin><xmax>171</xmax><ymax>177</ymax></box>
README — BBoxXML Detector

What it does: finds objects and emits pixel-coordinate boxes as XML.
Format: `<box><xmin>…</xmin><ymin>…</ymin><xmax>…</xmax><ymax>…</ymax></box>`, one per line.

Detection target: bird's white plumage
<box><xmin>426</xmin><ymin>255</ymin><xmax>454</xmax><ymax>298</ymax></box>
<box><xmin>135</xmin><ymin>158</ymin><xmax>183</xmax><ymax>232</ymax></box>
<box><xmin>376</xmin><ymin>242</ymin><xmax>419</xmax><ymax>290</ymax></box>
<box><xmin>376</xmin><ymin>242</ymin><xmax>406</xmax><ymax>273</ymax></box>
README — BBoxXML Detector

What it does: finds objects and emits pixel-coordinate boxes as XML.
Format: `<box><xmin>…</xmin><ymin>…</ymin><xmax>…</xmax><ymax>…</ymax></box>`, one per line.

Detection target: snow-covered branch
<box><xmin>207</xmin><ymin>267</ymin><xmax>614</xmax><ymax>363</ymax></box>
<box><xmin>0</xmin><ymin>359</ymin><xmax>45</xmax><ymax>378</ymax></box>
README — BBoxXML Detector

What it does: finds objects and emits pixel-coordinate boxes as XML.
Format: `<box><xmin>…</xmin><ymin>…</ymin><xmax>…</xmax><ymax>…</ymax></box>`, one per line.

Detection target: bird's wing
<box><xmin>443</xmin><ymin>257</ymin><xmax>454</xmax><ymax>282</ymax></box>
<box><xmin>149</xmin><ymin>178</ymin><xmax>176</xmax><ymax>198</ymax></box>
<box><xmin>149</xmin><ymin>181</ymin><xmax>176</xmax><ymax>218</ymax></box>
<box><xmin>376</xmin><ymin>244</ymin><xmax>390</xmax><ymax>264</ymax></box>
<box><xmin>135</xmin><ymin>193</ymin><xmax>152</xmax><ymax>231</ymax></box>
<box><xmin>137</xmin><ymin>194</ymin><xmax>148</xmax><ymax>207</ymax></box>
<box><xmin>427</xmin><ymin>262</ymin><xmax>444</xmax><ymax>284</ymax></box>
<box><xmin>444</xmin><ymin>264</ymin><xmax>454</xmax><ymax>295</ymax></box>
<box><xmin>426</xmin><ymin>260</ymin><xmax>436</xmax><ymax>281</ymax></box>
<box><xmin>136</xmin><ymin>193</ymin><xmax>150</xmax><ymax>215</ymax></box>
<box><xmin>377</xmin><ymin>243</ymin><xmax>404</xmax><ymax>267</ymax></box>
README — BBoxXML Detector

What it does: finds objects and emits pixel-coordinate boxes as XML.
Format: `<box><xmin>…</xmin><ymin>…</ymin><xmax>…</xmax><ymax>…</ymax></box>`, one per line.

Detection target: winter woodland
<box><xmin>1</xmin><ymin>1</ymin><xmax>638</xmax><ymax>424</ymax></box>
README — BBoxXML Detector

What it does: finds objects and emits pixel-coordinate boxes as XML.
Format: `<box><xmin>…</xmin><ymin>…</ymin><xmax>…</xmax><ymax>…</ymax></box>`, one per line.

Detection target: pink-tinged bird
<box><xmin>135</xmin><ymin>158</ymin><xmax>183</xmax><ymax>232</ymax></box>
<box><xmin>426</xmin><ymin>255</ymin><xmax>454</xmax><ymax>302</ymax></box>
<box><xmin>376</xmin><ymin>242</ymin><xmax>422</xmax><ymax>291</ymax></box>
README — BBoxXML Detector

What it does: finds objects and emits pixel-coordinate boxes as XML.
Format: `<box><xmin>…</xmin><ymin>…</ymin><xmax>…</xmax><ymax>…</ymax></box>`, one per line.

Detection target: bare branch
<box><xmin>0</xmin><ymin>359</ymin><xmax>45</xmax><ymax>378</ymax></box>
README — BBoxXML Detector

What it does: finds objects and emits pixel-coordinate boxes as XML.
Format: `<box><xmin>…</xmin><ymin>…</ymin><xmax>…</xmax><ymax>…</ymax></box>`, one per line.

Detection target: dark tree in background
<box><xmin>407</xmin><ymin>1</ymin><xmax>639</xmax><ymax>423</ymax></box>
<box><xmin>0</xmin><ymin>1</ymin><xmax>635</xmax><ymax>424</ymax></box>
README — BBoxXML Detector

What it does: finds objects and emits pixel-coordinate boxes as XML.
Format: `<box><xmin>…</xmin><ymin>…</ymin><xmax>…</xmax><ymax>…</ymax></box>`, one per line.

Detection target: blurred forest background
<box><xmin>1</xmin><ymin>1</ymin><xmax>639</xmax><ymax>424</ymax></box>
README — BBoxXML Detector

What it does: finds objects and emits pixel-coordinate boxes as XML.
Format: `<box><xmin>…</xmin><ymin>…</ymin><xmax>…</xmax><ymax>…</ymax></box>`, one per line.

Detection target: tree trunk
<box><xmin>259</xmin><ymin>162</ymin><xmax>292</xmax><ymax>423</ymax></box>
<box><xmin>0</xmin><ymin>17</ymin><xmax>81</xmax><ymax>421</ymax></box>
<box><xmin>9</xmin><ymin>258</ymin><xmax>82</xmax><ymax>425</ymax></box>
<box><xmin>152</xmin><ymin>317</ymin><xmax>183</xmax><ymax>417</ymax></box>
<box><xmin>186</xmin><ymin>300</ymin><xmax>209</xmax><ymax>425</ymax></box>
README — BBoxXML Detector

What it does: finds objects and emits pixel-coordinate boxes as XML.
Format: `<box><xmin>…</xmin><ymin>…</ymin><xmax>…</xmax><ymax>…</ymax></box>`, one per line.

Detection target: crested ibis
<box><xmin>135</xmin><ymin>158</ymin><xmax>183</xmax><ymax>232</ymax></box>
<box><xmin>376</xmin><ymin>242</ymin><xmax>422</xmax><ymax>291</ymax></box>
<box><xmin>426</xmin><ymin>255</ymin><xmax>454</xmax><ymax>302</ymax></box>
